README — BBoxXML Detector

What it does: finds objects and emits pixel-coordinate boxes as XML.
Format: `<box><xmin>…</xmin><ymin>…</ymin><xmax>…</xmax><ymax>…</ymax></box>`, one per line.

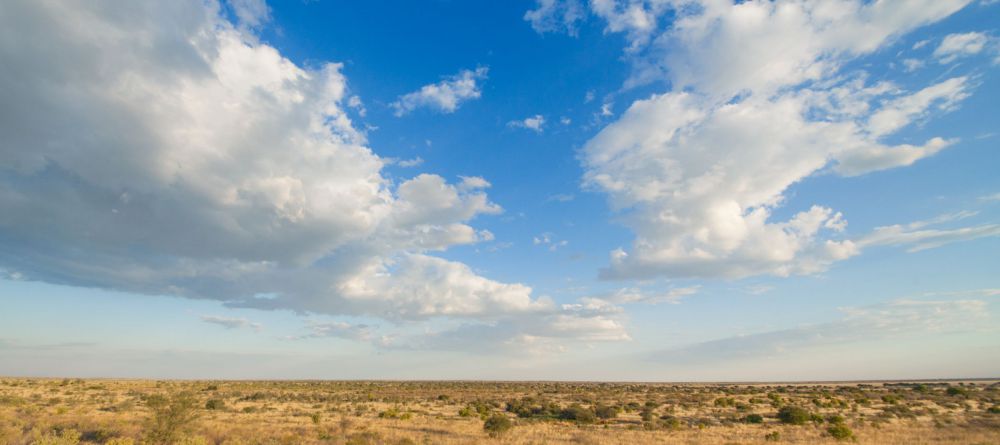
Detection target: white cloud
<box><xmin>200</xmin><ymin>315</ymin><xmax>262</xmax><ymax>332</ymax></box>
<box><xmin>651</xmin><ymin>298</ymin><xmax>990</xmax><ymax>364</ymax></box>
<box><xmin>979</xmin><ymin>192</ymin><xmax>1000</xmax><ymax>202</ymax></box>
<box><xmin>625</xmin><ymin>0</ymin><xmax>972</xmax><ymax>94</ymax></box>
<box><xmin>396</xmin><ymin>296</ymin><xmax>631</xmax><ymax>355</ymax></box>
<box><xmin>533</xmin><ymin>232</ymin><xmax>569</xmax><ymax>251</ymax></box>
<box><xmin>508</xmin><ymin>114</ymin><xmax>546</xmax><ymax>132</ymax></box>
<box><xmin>858</xmin><ymin>212</ymin><xmax>1000</xmax><ymax>252</ymax></box>
<box><xmin>0</xmin><ymin>0</ymin><xmax>561</xmax><ymax>338</ymax></box>
<box><xmin>933</xmin><ymin>31</ymin><xmax>990</xmax><ymax>63</ymax></box>
<box><xmin>600</xmin><ymin>285</ymin><xmax>701</xmax><ymax>305</ymax></box>
<box><xmin>390</xmin><ymin>67</ymin><xmax>488</xmax><ymax>116</ymax></box>
<box><xmin>524</xmin><ymin>0</ymin><xmax>585</xmax><ymax>36</ymax></box>
<box><xmin>590</xmin><ymin>0</ymin><xmax>662</xmax><ymax>52</ymax></box>
<box><xmin>384</xmin><ymin>156</ymin><xmax>424</xmax><ymax>168</ymax></box>
<box><xmin>581</xmin><ymin>0</ymin><xmax>978</xmax><ymax>280</ymax></box>
<box><xmin>284</xmin><ymin>320</ymin><xmax>375</xmax><ymax>342</ymax></box>
<box><xmin>227</xmin><ymin>0</ymin><xmax>270</xmax><ymax>30</ymax></box>
<box><xmin>902</xmin><ymin>58</ymin><xmax>925</xmax><ymax>72</ymax></box>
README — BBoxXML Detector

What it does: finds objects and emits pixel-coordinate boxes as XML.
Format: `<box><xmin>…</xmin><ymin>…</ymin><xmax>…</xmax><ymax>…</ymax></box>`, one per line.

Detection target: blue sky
<box><xmin>0</xmin><ymin>0</ymin><xmax>998</xmax><ymax>380</ymax></box>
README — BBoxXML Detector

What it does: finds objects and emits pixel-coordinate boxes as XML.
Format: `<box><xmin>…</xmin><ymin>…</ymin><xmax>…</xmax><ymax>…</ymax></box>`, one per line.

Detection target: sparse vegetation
<box><xmin>0</xmin><ymin>378</ymin><xmax>996</xmax><ymax>444</ymax></box>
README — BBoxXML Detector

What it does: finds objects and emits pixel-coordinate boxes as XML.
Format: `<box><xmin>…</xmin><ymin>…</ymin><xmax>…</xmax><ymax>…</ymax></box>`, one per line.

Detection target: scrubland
<box><xmin>1</xmin><ymin>378</ymin><xmax>998</xmax><ymax>445</ymax></box>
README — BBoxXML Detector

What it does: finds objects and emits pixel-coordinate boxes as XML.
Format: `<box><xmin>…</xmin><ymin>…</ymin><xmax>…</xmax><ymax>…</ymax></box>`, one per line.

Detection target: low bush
<box><xmin>777</xmin><ymin>406</ymin><xmax>811</xmax><ymax>425</ymax></box>
<box><xmin>827</xmin><ymin>423</ymin><xmax>855</xmax><ymax>441</ymax></box>
<box><xmin>204</xmin><ymin>399</ymin><xmax>225</xmax><ymax>410</ymax></box>
<box><xmin>594</xmin><ymin>404</ymin><xmax>618</xmax><ymax>419</ymax></box>
<box><xmin>560</xmin><ymin>404</ymin><xmax>596</xmax><ymax>423</ymax></box>
<box><xmin>742</xmin><ymin>413</ymin><xmax>764</xmax><ymax>424</ymax></box>
<box><xmin>143</xmin><ymin>392</ymin><xmax>200</xmax><ymax>445</ymax></box>
<box><xmin>483</xmin><ymin>414</ymin><xmax>513</xmax><ymax>438</ymax></box>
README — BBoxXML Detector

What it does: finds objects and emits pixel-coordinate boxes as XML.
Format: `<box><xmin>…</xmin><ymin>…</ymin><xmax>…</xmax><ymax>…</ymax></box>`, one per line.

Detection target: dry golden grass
<box><xmin>1</xmin><ymin>378</ymin><xmax>997</xmax><ymax>444</ymax></box>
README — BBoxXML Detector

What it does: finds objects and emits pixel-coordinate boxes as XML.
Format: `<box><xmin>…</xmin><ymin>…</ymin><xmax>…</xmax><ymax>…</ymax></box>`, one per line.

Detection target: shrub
<box><xmin>988</xmin><ymin>405</ymin><xmax>1000</xmax><ymax>414</ymax></box>
<box><xmin>742</xmin><ymin>413</ymin><xmax>764</xmax><ymax>424</ymax></box>
<box><xmin>946</xmin><ymin>387</ymin><xmax>969</xmax><ymax>397</ymax></box>
<box><xmin>640</xmin><ymin>406</ymin><xmax>656</xmax><ymax>422</ymax></box>
<box><xmin>204</xmin><ymin>399</ymin><xmax>225</xmax><ymax>410</ymax></box>
<box><xmin>827</xmin><ymin>423</ymin><xmax>855</xmax><ymax>441</ymax></box>
<box><xmin>659</xmin><ymin>415</ymin><xmax>682</xmax><ymax>430</ymax></box>
<box><xmin>594</xmin><ymin>405</ymin><xmax>618</xmax><ymax>419</ymax></box>
<box><xmin>560</xmin><ymin>404</ymin><xmax>597</xmax><ymax>423</ymax></box>
<box><xmin>34</xmin><ymin>428</ymin><xmax>81</xmax><ymax>445</ymax></box>
<box><xmin>777</xmin><ymin>406</ymin><xmax>811</xmax><ymax>425</ymax></box>
<box><xmin>144</xmin><ymin>392</ymin><xmax>201</xmax><ymax>445</ymax></box>
<box><xmin>483</xmin><ymin>414</ymin><xmax>513</xmax><ymax>438</ymax></box>
<box><xmin>764</xmin><ymin>431</ymin><xmax>781</xmax><ymax>441</ymax></box>
<box><xmin>714</xmin><ymin>397</ymin><xmax>736</xmax><ymax>407</ymax></box>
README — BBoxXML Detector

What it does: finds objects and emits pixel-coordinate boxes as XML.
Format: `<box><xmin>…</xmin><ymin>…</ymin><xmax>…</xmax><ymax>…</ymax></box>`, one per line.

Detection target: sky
<box><xmin>0</xmin><ymin>0</ymin><xmax>998</xmax><ymax>381</ymax></box>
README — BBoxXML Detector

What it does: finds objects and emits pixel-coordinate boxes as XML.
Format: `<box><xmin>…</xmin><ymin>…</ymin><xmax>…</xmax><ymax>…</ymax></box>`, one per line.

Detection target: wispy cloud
<box><xmin>648</xmin><ymin>298</ymin><xmax>990</xmax><ymax>364</ymax></box>
<box><xmin>200</xmin><ymin>315</ymin><xmax>262</xmax><ymax>332</ymax></box>
<box><xmin>391</xmin><ymin>67</ymin><xmax>488</xmax><ymax>116</ymax></box>
<box><xmin>858</xmin><ymin>211</ymin><xmax>1000</xmax><ymax>252</ymax></box>
<box><xmin>508</xmin><ymin>114</ymin><xmax>546</xmax><ymax>132</ymax></box>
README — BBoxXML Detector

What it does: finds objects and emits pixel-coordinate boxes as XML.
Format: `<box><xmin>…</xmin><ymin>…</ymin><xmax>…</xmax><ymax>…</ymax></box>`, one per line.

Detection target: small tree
<box><xmin>144</xmin><ymin>392</ymin><xmax>200</xmax><ymax>445</ymax></box>
<box><xmin>560</xmin><ymin>404</ymin><xmax>597</xmax><ymax>424</ymax></box>
<box><xmin>483</xmin><ymin>414</ymin><xmax>513</xmax><ymax>438</ymax></box>
<box><xmin>777</xmin><ymin>406</ymin><xmax>811</xmax><ymax>425</ymax></box>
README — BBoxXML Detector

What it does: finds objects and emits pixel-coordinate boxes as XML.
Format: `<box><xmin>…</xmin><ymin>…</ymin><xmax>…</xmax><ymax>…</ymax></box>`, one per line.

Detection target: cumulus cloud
<box><xmin>0</xmin><ymin>0</ymin><xmax>575</xmax><ymax>354</ymax></box>
<box><xmin>200</xmin><ymin>315</ymin><xmax>262</xmax><ymax>332</ymax></box>
<box><xmin>524</xmin><ymin>0</ymin><xmax>585</xmax><ymax>36</ymax></box>
<box><xmin>390</xmin><ymin>67</ymin><xmax>488</xmax><ymax>116</ymax></box>
<box><xmin>508</xmin><ymin>114</ymin><xmax>546</xmax><ymax>132</ymax></box>
<box><xmin>581</xmin><ymin>0</ymin><xmax>979</xmax><ymax>280</ymax></box>
<box><xmin>395</xmin><ymin>297</ymin><xmax>631</xmax><ymax>355</ymax></box>
<box><xmin>933</xmin><ymin>31</ymin><xmax>991</xmax><ymax>63</ymax></box>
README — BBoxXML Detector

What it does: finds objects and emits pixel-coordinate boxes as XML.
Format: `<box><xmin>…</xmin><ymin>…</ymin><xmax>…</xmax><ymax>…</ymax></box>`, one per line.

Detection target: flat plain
<box><xmin>1</xmin><ymin>378</ymin><xmax>998</xmax><ymax>445</ymax></box>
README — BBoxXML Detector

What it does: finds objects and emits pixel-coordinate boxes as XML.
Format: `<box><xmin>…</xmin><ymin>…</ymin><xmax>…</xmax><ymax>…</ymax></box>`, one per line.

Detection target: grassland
<box><xmin>1</xmin><ymin>378</ymin><xmax>998</xmax><ymax>444</ymax></box>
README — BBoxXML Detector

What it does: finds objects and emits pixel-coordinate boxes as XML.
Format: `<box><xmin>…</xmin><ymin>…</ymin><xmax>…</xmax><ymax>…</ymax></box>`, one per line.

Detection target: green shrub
<box><xmin>827</xmin><ymin>423</ymin><xmax>855</xmax><ymax>441</ymax></box>
<box><xmin>742</xmin><ymin>413</ymin><xmax>764</xmax><ymax>424</ymax></box>
<box><xmin>764</xmin><ymin>431</ymin><xmax>781</xmax><ymax>441</ymax></box>
<box><xmin>143</xmin><ymin>392</ymin><xmax>201</xmax><ymax>445</ymax></box>
<box><xmin>659</xmin><ymin>415</ymin><xmax>682</xmax><ymax>430</ymax></box>
<box><xmin>946</xmin><ymin>387</ymin><xmax>969</xmax><ymax>397</ymax></box>
<box><xmin>988</xmin><ymin>405</ymin><xmax>1000</xmax><ymax>414</ymax></box>
<box><xmin>560</xmin><ymin>404</ymin><xmax>596</xmax><ymax>423</ymax></box>
<box><xmin>777</xmin><ymin>406</ymin><xmax>811</xmax><ymax>425</ymax></box>
<box><xmin>483</xmin><ymin>414</ymin><xmax>513</xmax><ymax>438</ymax></box>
